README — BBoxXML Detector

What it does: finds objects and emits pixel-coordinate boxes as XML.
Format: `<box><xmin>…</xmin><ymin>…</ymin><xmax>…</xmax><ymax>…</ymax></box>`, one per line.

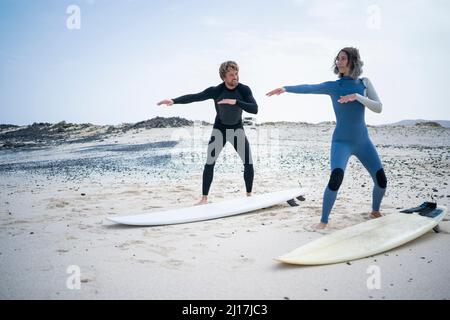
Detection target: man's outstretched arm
<box><xmin>157</xmin><ymin>87</ymin><xmax>216</xmax><ymax>106</ymax></box>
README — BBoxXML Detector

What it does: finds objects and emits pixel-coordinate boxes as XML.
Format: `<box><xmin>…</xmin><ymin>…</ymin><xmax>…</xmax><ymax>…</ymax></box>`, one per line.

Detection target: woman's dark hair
<box><xmin>333</xmin><ymin>47</ymin><xmax>363</xmax><ymax>79</ymax></box>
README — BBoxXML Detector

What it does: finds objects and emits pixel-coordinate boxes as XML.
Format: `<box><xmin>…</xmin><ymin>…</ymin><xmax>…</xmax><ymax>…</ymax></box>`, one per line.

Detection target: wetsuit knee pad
<box><xmin>376</xmin><ymin>169</ymin><xmax>387</xmax><ymax>189</ymax></box>
<box><xmin>328</xmin><ymin>168</ymin><xmax>344</xmax><ymax>191</ymax></box>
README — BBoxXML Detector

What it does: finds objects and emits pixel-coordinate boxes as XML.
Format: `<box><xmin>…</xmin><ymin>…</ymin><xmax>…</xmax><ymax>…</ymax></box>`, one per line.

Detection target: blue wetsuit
<box><xmin>284</xmin><ymin>76</ymin><xmax>387</xmax><ymax>223</ymax></box>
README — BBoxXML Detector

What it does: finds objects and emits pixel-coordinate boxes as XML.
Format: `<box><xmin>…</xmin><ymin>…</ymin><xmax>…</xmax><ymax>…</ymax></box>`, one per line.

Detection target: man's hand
<box><xmin>338</xmin><ymin>94</ymin><xmax>357</xmax><ymax>103</ymax></box>
<box><xmin>217</xmin><ymin>99</ymin><xmax>236</xmax><ymax>105</ymax></box>
<box><xmin>157</xmin><ymin>99</ymin><xmax>174</xmax><ymax>106</ymax></box>
<box><xmin>266</xmin><ymin>87</ymin><xmax>286</xmax><ymax>96</ymax></box>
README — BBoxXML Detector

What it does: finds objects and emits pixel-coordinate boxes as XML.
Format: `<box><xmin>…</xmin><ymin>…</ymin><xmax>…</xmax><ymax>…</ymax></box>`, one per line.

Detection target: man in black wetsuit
<box><xmin>157</xmin><ymin>61</ymin><xmax>258</xmax><ymax>205</ymax></box>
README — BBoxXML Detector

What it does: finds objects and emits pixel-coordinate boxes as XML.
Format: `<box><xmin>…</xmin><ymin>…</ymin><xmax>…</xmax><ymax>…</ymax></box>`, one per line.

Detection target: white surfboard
<box><xmin>107</xmin><ymin>188</ymin><xmax>306</xmax><ymax>226</ymax></box>
<box><xmin>276</xmin><ymin>204</ymin><xmax>447</xmax><ymax>265</ymax></box>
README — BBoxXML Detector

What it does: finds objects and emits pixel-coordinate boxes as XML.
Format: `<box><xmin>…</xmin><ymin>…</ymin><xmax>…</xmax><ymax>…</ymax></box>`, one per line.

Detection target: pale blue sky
<box><xmin>1</xmin><ymin>0</ymin><xmax>449</xmax><ymax>125</ymax></box>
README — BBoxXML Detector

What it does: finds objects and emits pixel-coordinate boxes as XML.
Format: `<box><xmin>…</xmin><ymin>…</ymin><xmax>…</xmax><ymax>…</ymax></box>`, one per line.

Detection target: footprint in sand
<box><xmin>302</xmin><ymin>223</ymin><xmax>332</xmax><ymax>235</ymax></box>
<box><xmin>78</xmin><ymin>224</ymin><xmax>94</xmax><ymax>230</ymax></box>
<box><xmin>231</xmin><ymin>257</ymin><xmax>255</xmax><ymax>270</ymax></box>
<box><xmin>214</xmin><ymin>232</ymin><xmax>234</xmax><ymax>238</ymax></box>
<box><xmin>2</xmin><ymin>220</ymin><xmax>29</xmax><ymax>226</ymax></box>
<box><xmin>147</xmin><ymin>245</ymin><xmax>177</xmax><ymax>257</ymax></box>
<box><xmin>119</xmin><ymin>190</ymin><xmax>142</xmax><ymax>196</ymax></box>
<box><xmin>136</xmin><ymin>259</ymin><xmax>155</xmax><ymax>264</ymax></box>
<box><xmin>116</xmin><ymin>240</ymin><xmax>146</xmax><ymax>250</ymax></box>
<box><xmin>173</xmin><ymin>186</ymin><xmax>193</xmax><ymax>192</ymax></box>
<box><xmin>161</xmin><ymin>259</ymin><xmax>185</xmax><ymax>270</ymax></box>
<box><xmin>142</xmin><ymin>206</ymin><xmax>162</xmax><ymax>210</ymax></box>
<box><xmin>360</xmin><ymin>212</ymin><xmax>371</xmax><ymax>220</ymax></box>
<box><xmin>47</xmin><ymin>199</ymin><xmax>70</xmax><ymax>209</ymax></box>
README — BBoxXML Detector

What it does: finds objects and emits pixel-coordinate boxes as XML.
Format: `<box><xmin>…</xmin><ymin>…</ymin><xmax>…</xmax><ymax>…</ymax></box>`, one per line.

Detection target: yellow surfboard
<box><xmin>276</xmin><ymin>204</ymin><xmax>446</xmax><ymax>265</ymax></box>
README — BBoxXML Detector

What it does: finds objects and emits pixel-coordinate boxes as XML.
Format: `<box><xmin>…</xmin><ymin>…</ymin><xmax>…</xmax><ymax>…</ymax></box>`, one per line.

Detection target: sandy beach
<box><xmin>1</xmin><ymin>120</ymin><xmax>449</xmax><ymax>299</ymax></box>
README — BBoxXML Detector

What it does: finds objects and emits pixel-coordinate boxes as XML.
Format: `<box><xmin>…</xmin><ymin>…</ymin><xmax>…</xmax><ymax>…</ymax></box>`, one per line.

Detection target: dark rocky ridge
<box><xmin>0</xmin><ymin>117</ymin><xmax>210</xmax><ymax>149</ymax></box>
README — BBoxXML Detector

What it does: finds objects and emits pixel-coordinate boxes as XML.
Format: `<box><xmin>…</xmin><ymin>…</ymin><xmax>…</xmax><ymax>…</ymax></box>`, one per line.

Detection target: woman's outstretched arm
<box><xmin>267</xmin><ymin>81</ymin><xmax>334</xmax><ymax>96</ymax></box>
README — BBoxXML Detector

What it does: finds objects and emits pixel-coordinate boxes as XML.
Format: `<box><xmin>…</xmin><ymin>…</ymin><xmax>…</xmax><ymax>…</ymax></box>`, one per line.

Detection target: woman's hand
<box><xmin>266</xmin><ymin>87</ymin><xmax>286</xmax><ymax>96</ymax></box>
<box><xmin>338</xmin><ymin>94</ymin><xmax>357</xmax><ymax>103</ymax></box>
<box><xmin>157</xmin><ymin>99</ymin><xmax>174</xmax><ymax>106</ymax></box>
<box><xmin>217</xmin><ymin>99</ymin><xmax>236</xmax><ymax>105</ymax></box>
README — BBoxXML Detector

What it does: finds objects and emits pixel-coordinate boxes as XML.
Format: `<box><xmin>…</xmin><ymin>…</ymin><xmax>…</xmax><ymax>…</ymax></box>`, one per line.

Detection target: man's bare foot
<box><xmin>370</xmin><ymin>211</ymin><xmax>383</xmax><ymax>219</ymax></box>
<box><xmin>313</xmin><ymin>222</ymin><xmax>327</xmax><ymax>230</ymax></box>
<box><xmin>246</xmin><ymin>192</ymin><xmax>252</xmax><ymax>197</ymax></box>
<box><xmin>195</xmin><ymin>196</ymin><xmax>208</xmax><ymax>206</ymax></box>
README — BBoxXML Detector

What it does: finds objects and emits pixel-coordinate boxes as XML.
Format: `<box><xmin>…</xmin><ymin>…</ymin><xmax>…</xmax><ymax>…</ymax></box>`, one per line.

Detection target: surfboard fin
<box><xmin>287</xmin><ymin>199</ymin><xmax>299</xmax><ymax>207</ymax></box>
<box><xmin>296</xmin><ymin>195</ymin><xmax>306</xmax><ymax>201</ymax></box>
<box><xmin>433</xmin><ymin>225</ymin><xmax>441</xmax><ymax>233</ymax></box>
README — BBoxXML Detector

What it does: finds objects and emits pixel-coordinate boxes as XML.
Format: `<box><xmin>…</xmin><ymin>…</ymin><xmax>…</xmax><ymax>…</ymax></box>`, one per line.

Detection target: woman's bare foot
<box><xmin>246</xmin><ymin>192</ymin><xmax>252</xmax><ymax>197</ymax></box>
<box><xmin>313</xmin><ymin>222</ymin><xmax>327</xmax><ymax>230</ymax></box>
<box><xmin>370</xmin><ymin>211</ymin><xmax>383</xmax><ymax>219</ymax></box>
<box><xmin>195</xmin><ymin>196</ymin><xmax>208</xmax><ymax>206</ymax></box>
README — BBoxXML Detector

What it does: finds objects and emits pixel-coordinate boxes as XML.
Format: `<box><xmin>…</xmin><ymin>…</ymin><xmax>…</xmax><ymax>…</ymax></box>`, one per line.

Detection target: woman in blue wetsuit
<box><xmin>267</xmin><ymin>47</ymin><xmax>387</xmax><ymax>229</ymax></box>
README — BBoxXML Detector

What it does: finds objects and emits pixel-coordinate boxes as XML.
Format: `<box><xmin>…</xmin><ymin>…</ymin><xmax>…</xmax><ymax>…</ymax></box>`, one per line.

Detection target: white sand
<box><xmin>1</xmin><ymin>124</ymin><xmax>449</xmax><ymax>299</ymax></box>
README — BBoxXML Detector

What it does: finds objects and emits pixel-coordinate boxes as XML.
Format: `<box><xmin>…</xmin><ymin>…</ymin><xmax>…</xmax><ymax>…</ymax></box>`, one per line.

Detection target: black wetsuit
<box><xmin>172</xmin><ymin>83</ymin><xmax>258</xmax><ymax>195</ymax></box>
